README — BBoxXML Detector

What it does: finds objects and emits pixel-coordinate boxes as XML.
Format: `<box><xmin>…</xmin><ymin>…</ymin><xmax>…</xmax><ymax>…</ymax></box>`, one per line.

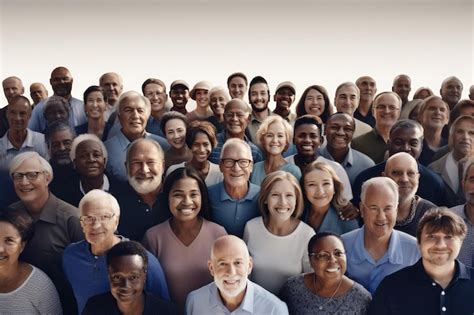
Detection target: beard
<box><xmin>129</xmin><ymin>175</ymin><xmax>162</xmax><ymax>195</ymax></box>
<box><xmin>53</xmin><ymin>82</ymin><xmax>73</xmax><ymax>98</ymax></box>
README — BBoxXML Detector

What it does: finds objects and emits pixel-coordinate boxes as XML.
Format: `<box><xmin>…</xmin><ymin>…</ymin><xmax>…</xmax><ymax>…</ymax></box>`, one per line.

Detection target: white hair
<box><xmin>79</xmin><ymin>189</ymin><xmax>120</xmax><ymax>216</ymax></box>
<box><xmin>69</xmin><ymin>134</ymin><xmax>108</xmax><ymax>161</ymax></box>
<box><xmin>9</xmin><ymin>151</ymin><xmax>53</xmax><ymax>181</ymax></box>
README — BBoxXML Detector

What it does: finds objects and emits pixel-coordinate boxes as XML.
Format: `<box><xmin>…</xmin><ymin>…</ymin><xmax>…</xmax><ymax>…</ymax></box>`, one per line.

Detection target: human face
<box><xmin>85</xmin><ymin>91</ymin><xmax>106</xmax><ymax>120</ymax></box>
<box><xmin>108</xmin><ymin>255</ymin><xmax>146</xmax><ymax>305</ymax></box>
<box><xmin>195</xmin><ymin>89</ymin><xmax>209</xmax><ymax>109</ymax></box>
<box><xmin>304</xmin><ymin>169</ymin><xmax>334</xmax><ymax>210</ymax></box>
<box><xmin>224</xmin><ymin>101</ymin><xmax>249</xmax><ymax>137</ymax></box>
<box><xmin>393</xmin><ymin>76</ymin><xmax>411</xmax><ymax>102</ymax></box>
<box><xmin>127</xmin><ymin>142</ymin><xmax>163</xmax><ymax>195</ymax></box>
<box><xmin>463</xmin><ymin>165</ymin><xmax>474</xmax><ymax>206</ymax></box>
<box><xmin>209</xmin><ymin>240</ymin><xmax>252</xmax><ymax>300</ymax></box>
<box><xmin>165</xmin><ymin>118</ymin><xmax>186</xmax><ymax>150</ymax></box>
<box><xmin>373</xmin><ymin>94</ymin><xmax>401</xmax><ymax>129</ymax></box>
<box><xmin>44</xmin><ymin>102</ymin><xmax>69</xmax><ymax>125</ymax></box>
<box><xmin>419</xmin><ymin>229</ymin><xmax>462</xmax><ymax>267</ymax></box>
<box><xmin>73</xmin><ymin>140</ymin><xmax>106</xmax><ymax>178</ymax></box>
<box><xmin>0</xmin><ymin>222</ymin><xmax>25</xmax><ymax>268</ymax></box>
<box><xmin>144</xmin><ymin>83</ymin><xmax>167</xmax><ymax>114</ymax></box>
<box><xmin>361</xmin><ymin>184</ymin><xmax>398</xmax><ymax>240</ymax></box>
<box><xmin>118</xmin><ymin>97</ymin><xmax>149</xmax><ymax>139</ymax></box>
<box><xmin>169</xmin><ymin>177</ymin><xmax>202</xmax><ymax>222</ymax></box>
<box><xmin>325</xmin><ymin>114</ymin><xmax>355</xmax><ymax>151</ymax></box>
<box><xmin>50</xmin><ymin>68</ymin><xmax>73</xmax><ymax>98</ymax></box>
<box><xmin>12</xmin><ymin>158</ymin><xmax>51</xmax><ymax>204</ymax></box>
<box><xmin>304</xmin><ymin>89</ymin><xmax>325</xmax><ymax>117</ymax></box>
<box><xmin>219</xmin><ymin>143</ymin><xmax>253</xmax><ymax>188</ymax></box>
<box><xmin>274</xmin><ymin>87</ymin><xmax>295</xmax><ymax>113</ymax></box>
<box><xmin>209</xmin><ymin>91</ymin><xmax>228</xmax><ymax>117</ymax></box>
<box><xmin>266</xmin><ymin>179</ymin><xmax>296</xmax><ymax>222</ymax></box>
<box><xmin>356</xmin><ymin>76</ymin><xmax>377</xmax><ymax>103</ymax></box>
<box><xmin>441</xmin><ymin>78</ymin><xmax>462</xmax><ymax>106</ymax></box>
<box><xmin>451</xmin><ymin>119</ymin><xmax>474</xmax><ymax>160</ymax></box>
<box><xmin>388</xmin><ymin>127</ymin><xmax>423</xmax><ymax>159</ymax></box>
<box><xmin>262</xmin><ymin>122</ymin><xmax>287</xmax><ymax>156</ymax></box>
<box><xmin>30</xmin><ymin>83</ymin><xmax>48</xmax><ymax>104</ymax></box>
<box><xmin>49</xmin><ymin>129</ymin><xmax>74</xmax><ymax>165</ymax></box>
<box><xmin>3</xmin><ymin>78</ymin><xmax>24</xmax><ymax>103</ymax></box>
<box><xmin>169</xmin><ymin>86</ymin><xmax>189</xmax><ymax>109</ymax></box>
<box><xmin>419</xmin><ymin>99</ymin><xmax>449</xmax><ymax>130</ymax></box>
<box><xmin>100</xmin><ymin>73</ymin><xmax>123</xmax><ymax>105</ymax></box>
<box><xmin>294</xmin><ymin>124</ymin><xmax>321</xmax><ymax>157</ymax></box>
<box><xmin>459</xmin><ymin>106</ymin><xmax>474</xmax><ymax>117</ymax></box>
<box><xmin>191</xmin><ymin>132</ymin><xmax>212</xmax><ymax>163</ymax></box>
<box><xmin>384</xmin><ymin>157</ymin><xmax>419</xmax><ymax>201</ymax></box>
<box><xmin>6</xmin><ymin>99</ymin><xmax>31</xmax><ymax>132</ymax></box>
<box><xmin>249</xmin><ymin>83</ymin><xmax>269</xmax><ymax>113</ymax></box>
<box><xmin>335</xmin><ymin>86</ymin><xmax>359</xmax><ymax>115</ymax></box>
<box><xmin>228</xmin><ymin>77</ymin><xmax>247</xmax><ymax>100</ymax></box>
<box><xmin>309</xmin><ymin>236</ymin><xmax>346</xmax><ymax>281</ymax></box>
<box><xmin>416</xmin><ymin>89</ymin><xmax>431</xmax><ymax>100</ymax></box>
<box><xmin>80</xmin><ymin>198</ymin><xmax>118</xmax><ymax>246</ymax></box>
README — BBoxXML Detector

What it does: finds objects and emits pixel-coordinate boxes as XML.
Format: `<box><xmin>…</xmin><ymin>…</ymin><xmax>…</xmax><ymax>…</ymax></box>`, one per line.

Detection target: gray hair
<box><xmin>69</xmin><ymin>134</ymin><xmax>108</xmax><ymax>161</ymax></box>
<box><xmin>219</xmin><ymin>138</ymin><xmax>252</xmax><ymax>161</ymax></box>
<box><xmin>360</xmin><ymin>177</ymin><xmax>399</xmax><ymax>204</ymax></box>
<box><xmin>79</xmin><ymin>189</ymin><xmax>120</xmax><ymax>216</ymax></box>
<box><xmin>335</xmin><ymin>81</ymin><xmax>360</xmax><ymax>97</ymax></box>
<box><xmin>9</xmin><ymin>151</ymin><xmax>53</xmax><ymax>181</ymax></box>
<box><xmin>125</xmin><ymin>138</ymin><xmax>164</xmax><ymax>167</ymax></box>
<box><xmin>117</xmin><ymin>90</ymin><xmax>151</xmax><ymax>117</ymax></box>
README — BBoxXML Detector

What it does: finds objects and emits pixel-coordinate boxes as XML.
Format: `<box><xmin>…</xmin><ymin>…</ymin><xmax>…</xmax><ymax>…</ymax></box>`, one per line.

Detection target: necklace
<box><xmin>396</xmin><ymin>196</ymin><xmax>417</xmax><ymax>226</ymax></box>
<box><xmin>312</xmin><ymin>274</ymin><xmax>343</xmax><ymax>311</ymax></box>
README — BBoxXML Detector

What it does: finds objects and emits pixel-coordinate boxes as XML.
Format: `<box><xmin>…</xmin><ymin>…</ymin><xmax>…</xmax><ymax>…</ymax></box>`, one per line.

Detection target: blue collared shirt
<box><xmin>105</xmin><ymin>130</ymin><xmax>169</xmax><ymax>182</ymax></box>
<box><xmin>341</xmin><ymin>227</ymin><xmax>420</xmax><ymax>294</ymax></box>
<box><xmin>0</xmin><ymin>128</ymin><xmax>49</xmax><ymax>170</ymax></box>
<box><xmin>208</xmin><ymin>132</ymin><xmax>264</xmax><ymax>164</ymax></box>
<box><xmin>28</xmin><ymin>96</ymin><xmax>87</xmax><ymax>133</ymax></box>
<box><xmin>185</xmin><ymin>280</ymin><xmax>288</xmax><ymax>315</ymax></box>
<box><xmin>208</xmin><ymin>182</ymin><xmax>260</xmax><ymax>237</ymax></box>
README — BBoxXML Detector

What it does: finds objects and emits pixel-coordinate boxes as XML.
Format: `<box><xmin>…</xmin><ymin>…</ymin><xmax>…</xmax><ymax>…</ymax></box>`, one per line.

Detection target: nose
<box><xmin>91</xmin><ymin>217</ymin><xmax>101</xmax><ymax>228</ymax></box>
<box><xmin>140</xmin><ymin>162</ymin><xmax>150</xmax><ymax>173</ymax></box>
<box><xmin>226</xmin><ymin>263</ymin><xmax>236</xmax><ymax>275</ymax></box>
<box><xmin>434</xmin><ymin>236</ymin><xmax>446</xmax><ymax>247</ymax></box>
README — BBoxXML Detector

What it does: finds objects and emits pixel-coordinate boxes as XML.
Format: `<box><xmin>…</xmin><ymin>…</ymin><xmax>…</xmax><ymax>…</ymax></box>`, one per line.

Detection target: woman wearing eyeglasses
<box><xmin>279</xmin><ymin>232</ymin><xmax>371</xmax><ymax>314</ymax></box>
<box><xmin>250</xmin><ymin>115</ymin><xmax>301</xmax><ymax>185</ymax></box>
<box><xmin>62</xmin><ymin>190</ymin><xmax>169</xmax><ymax>315</ymax></box>
<box><xmin>0</xmin><ymin>207</ymin><xmax>62</xmax><ymax>314</ymax></box>
<box><xmin>243</xmin><ymin>171</ymin><xmax>315</xmax><ymax>294</ymax></box>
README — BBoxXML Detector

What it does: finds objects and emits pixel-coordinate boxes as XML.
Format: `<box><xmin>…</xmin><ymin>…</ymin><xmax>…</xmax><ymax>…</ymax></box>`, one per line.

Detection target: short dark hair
<box><xmin>295</xmin><ymin>85</ymin><xmax>332</xmax><ymax>123</ymax></box>
<box><xmin>83</xmin><ymin>85</ymin><xmax>104</xmax><ymax>103</ymax></box>
<box><xmin>227</xmin><ymin>72</ymin><xmax>248</xmax><ymax>86</ymax></box>
<box><xmin>293</xmin><ymin>114</ymin><xmax>323</xmax><ymax>140</ymax></box>
<box><xmin>160</xmin><ymin>111</ymin><xmax>188</xmax><ymax>136</ymax></box>
<box><xmin>106</xmin><ymin>241</ymin><xmax>148</xmax><ymax>272</ymax></box>
<box><xmin>307</xmin><ymin>232</ymin><xmax>344</xmax><ymax>255</ymax></box>
<box><xmin>389</xmin><ymin>119</ymin><xmax>424</xmax><ymax>138</ymax></box>
<box><xmin>0</xmin><ymin>208</ymin><xmax>34</xmax><ymax>243</ymax></box>
<box><xmin>163</xmin><ymin>167</ymin><xmax>210</xmax><ymax>220</ymax></box>
<box><xmin>416</xmin><ymin>207</ymin><xmax>467</xmax><ymax>243</ymax></box>
<box><xmin>248</xmin><ymin>76</ymin><xmax>270</xmax><ymax>101</ymax></box>
<box><xmin>45</xmin><ymin>121</ymin><xmax>75</xmax><ymax>145</ymax></box>
<box><xmin>185</xmin><ymin>120</ymin><xmax>217</xmax><ymax>149</ymax></box>
<box><xmin>449</xmin><ymin>99</ymin><xmax>474</xmax><ymax>127</ymax></box>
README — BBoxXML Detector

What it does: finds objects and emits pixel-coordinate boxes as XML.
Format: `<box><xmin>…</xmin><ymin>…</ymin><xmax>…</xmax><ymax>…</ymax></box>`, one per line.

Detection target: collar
<box><xmin>36</xmin><ymin>193</ymin><xmax>60</xmax><ymax>224</ymax></box>
<box><xmin>4</xmin><ymin>129</ymin><xmax>36</xmax><ymax>151</ymax></box>
<box><xmin>415</xmin><ymin>259</ymin><xmax>471</xmax><ymax>284</ymax></box>
<box><xmin>319</xmin><ymin>145</ymin><xmax>352</xmax><ymax>166</ymax></box>
<box><xmin>352</xmin><ymin>227</ymin><xmax>404</xmax><ymax>264</ymax></box>
<box><xmin>250</xmin><ymin>109</ymin><xmax>271</xmax><ymax>123</ymax></box>
<box><xmin>79</xmin><ymin>174</ymin><xmax>110</xmax><ymax>195</ymax></box>
<box><xmin>219</xmin><ymin>182</ymin><xmax>256</xmax><ymax>202</ymax></box>
<box><xmin>209</xmin><ymin>280</ymin><xmax>254</xmax><ymax>313</ymax></box>
<box><xmin>218</xmin><ymin>132</ymin><xmax>252</xmax><ymax>145</ymax></box>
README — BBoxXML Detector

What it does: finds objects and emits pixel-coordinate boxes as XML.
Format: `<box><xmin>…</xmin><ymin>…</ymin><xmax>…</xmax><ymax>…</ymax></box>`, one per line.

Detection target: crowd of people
<box><xmin>0</xmin><ymin>68</ymin><xmax>473</xmax><ymax>314</ymax></box>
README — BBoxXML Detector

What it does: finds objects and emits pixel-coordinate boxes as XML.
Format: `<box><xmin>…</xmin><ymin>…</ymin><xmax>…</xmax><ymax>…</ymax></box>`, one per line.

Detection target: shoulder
<box><xmin>251</xmin><ymin>281</ymin><xmax>288</xmax><ymax>312</ymax></box>
<box><xmin>202</xmin><ymin>218</ymin><xmax>228</xmax><ymax>236</ymax></box>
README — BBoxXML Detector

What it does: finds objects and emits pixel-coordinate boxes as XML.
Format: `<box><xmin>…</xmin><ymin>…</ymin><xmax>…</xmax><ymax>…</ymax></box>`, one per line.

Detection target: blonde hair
<box><xmin>256</xmin><ymin>115</ymin><xmax>293</xmax><ymax>153</ymax></box>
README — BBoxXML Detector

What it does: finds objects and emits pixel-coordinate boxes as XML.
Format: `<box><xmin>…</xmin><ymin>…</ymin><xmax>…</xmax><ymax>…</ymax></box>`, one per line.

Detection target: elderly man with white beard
<box><xmin>383</xmin><ymin>152</ymin><xmax>436</xmax><ymax>237</ymax></box>
<box><xmin>111</xmin><ymin>138</ymin><xmax>170</xmax><ymax>241</ymax></box>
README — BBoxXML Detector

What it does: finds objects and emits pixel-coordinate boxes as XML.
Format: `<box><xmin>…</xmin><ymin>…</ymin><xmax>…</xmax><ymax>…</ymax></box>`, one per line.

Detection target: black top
<box><xmin>82</xmin><ymin>292</ymin><xmax>177</xmax><ymax>315</ymax></box>
<box><xmin>75</xmin><ymin>121</ymin><xmax>112</xmax><ymax>141</ymax></box>
<box><xmin>354</xmin><ymin>108</ymin><xmax>376</xmax><ymax>127</ymax></box>
<box><xmin>369</xmin><ymin>259</ymin><xmax>474</xmax><ymax>315</ymax></box>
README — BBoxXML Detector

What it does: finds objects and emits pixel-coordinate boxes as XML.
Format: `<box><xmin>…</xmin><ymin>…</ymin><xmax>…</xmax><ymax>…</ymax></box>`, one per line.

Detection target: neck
<box><xmin>138</xmin><ymin>189</ymin><xmax>159</xmax><ymax>207</ymax></box>
<box><xmin>170</xmin><ymin>216</ymin><xmax>201</xmax><ymax>232</ymax></box>
<box><xmin>80</xmin><ymin>175</ymin><xmax>104</xmax><ymax>193</ymax></box>
<box><xmin>397</xmin><ymin>196</ymin><xmax>414</xmax><ymax>221</ymax></box>
<box><xmin>358</xmin><ymin>100</ymin><xmax>372</xmax><ymax>113</ymax></box>
<box><xmin>363</xmin><ymin>229</ymin><xmax>391</xmax><ymax>261</ymax></box>
<box><xmin>264</xmin><ymin>155</ymin><xmax>286</xmax><ymax>172</ymax></box>
<box><xmin>423</xmin><ymin>260</ymin><xmax>456</xmax><ymax>289</ymax></box>
<box><xmin>171</xmin><ymin>146</ymin><xmax>188</xmax><ymax>155</ymax></box>
<box><xmin>171</xmin><ymin>106</ymin><xmax>187</xmax><ymax>115</ymax></box>
<box><xmin>7</xmin><ymin>129</ymin><xmax>27</xmax><ymax>148</ymax></box>
<box><xmin>265</xmin><ymin>217</ymin><xmax>295</xmax><ymax>236</ymax></box>
<box><xmin>252</xmin><ymin>109</ymin><xmax>269</xmax><ymax>121</ymax></box>
<box><xmin>374</xmin><ymin>125</ymin><xmax>390</xmax><ymax>142</ymax></box>
<box><xmin>122</xmin><ymin>130</ymin><xmax>145</xmax><ymax>142</ymax></box>
<box><xmin>24</xmin><ymin>192</ymin><xmax>49</xmax><ymax>215</ymax></box>
<box><xmin>224</xmin><ymin>182</ymin><xmax>248</xmax><ymax>200</ymax></box>
<box><xmin>90</xmin><ymin>235</ymin><xmax>120</xmax><ymax>256</ymax></box>
<box><xmin>189</xmin><ymin>158</ymin><xmax>207</xmax><ymax>170</ymax></box>
<box><xmin>195</xmin><ymin>106</ymin><xmax>209</xmax><ymax>115</ymax></box>
<box><xmin>453</xmin><ymin>151</ymin><xmax>468</xmax><ymax>162</ymax></box>
<box><xmin>274</xmin><ymin>107</ymin><xmax>289</xmax><ymax>118</ymax></box>
<box><xmin>314</xmin><ymin>272</ymin><xmax>343</xmax><ymax>296</ymax></box>
<box><xmin>220</xmin><ymin>286</ymin><xmax>246</xmax><ymax>312</ymax></box>
<box><xmin>151</xmin><ymin>109</ymin><xmax>166</xmax><ymax>120</ymax></box>
<box><xmin>326</xmin><ymin>146</ymin><xmax>349</xmax><ymax>163</ymax></box>
<box><xmin>424</xmin><ymin>127</ymin><xmax>442</xmax><ymax>146</ymax></box>
<box><xmin>295</xmin><ymin>152</ymin><xmax>318</xmax><ymax>167</ymax></box>
<box><xmin>117</xmin><ymin>293</ymin><xmax>144</xmax><ymax>315</ymax></box>
<box><xmin>225</xmin><ymin>130</ymin><xmax>245</xmax><ymax>140</ymax></box>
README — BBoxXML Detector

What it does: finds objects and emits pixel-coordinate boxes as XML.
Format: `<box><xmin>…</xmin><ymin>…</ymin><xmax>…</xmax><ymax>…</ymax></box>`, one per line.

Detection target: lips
<box><xmin>326</xmin><ymin>267</ymin><xmax>340</xmax><ymax>273</ymax></box>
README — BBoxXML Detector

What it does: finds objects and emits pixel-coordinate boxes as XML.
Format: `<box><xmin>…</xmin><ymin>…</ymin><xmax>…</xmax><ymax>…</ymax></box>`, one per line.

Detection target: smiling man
<box><xmin>342</xmin><ymin>177</ymin><xmax>419</xmax><ymax>294</ymax></box>
<box><xmin>247</xmin><ymin>76</ymin><xmax>272</xmax><ymax>143</ymax></box>
<box><xmin>272</xmin><ymin>81</ymin><xmax>296</xmax><ymax>123</ymax></box>
<box><xmin>440</xmin><ymin>76</ymin><xmax>463</xmax><ymax>110</ymax></box>
<box><xmin>369</xmin><ymin>208</ymin><xmax>474</xmax><ymax>315</ymax></box>
<box><xmin>186</xmin><ymin>235</ymin><xmax>288</xmax><ymax>314</ymax></box>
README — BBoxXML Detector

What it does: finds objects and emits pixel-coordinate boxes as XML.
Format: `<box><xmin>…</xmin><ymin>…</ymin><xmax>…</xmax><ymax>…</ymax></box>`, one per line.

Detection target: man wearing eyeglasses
<box><xmin>208</xmin><ymin>98</ymin><xmax>263</xmax><ymax>164</ymax></box>
<box><xmin>341</xmin><ymin>177</ymin><xmax>420</xmax><ymax>294</ymax></box>
<box><xmin>7</xmin><ymin>151</ymin><xmax>84</xmax><ymax>314</ymax></box>
<box><xmin>352</xmin><ymin>92</ymin><xmax>402</xmax><ymax>164</ymax></box>
<box><xmin>62</xmin><ymin>189</ymin><xmax>169</xmax><ymax>315</ymax></box>
<box><xmin>208</xmin><ymin>138</ymin><xmax>260</xmax><ymax>237</ymax></box>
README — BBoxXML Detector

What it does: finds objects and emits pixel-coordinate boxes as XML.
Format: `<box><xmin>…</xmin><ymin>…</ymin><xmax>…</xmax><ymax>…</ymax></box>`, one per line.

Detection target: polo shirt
<box><xmin>450</xmin><ymin>205</ymin><xmax>474</xmax><ymax>268</ymax></box>
<box><xmin>185</xmin><ymin>280</ymin><xmax>288</xmax><ymax>315</ymax></box>
<box><xmin>341</xmin><ymin>227</ymin><xmax>420</xmax><ymax>294</ymax></box>
<box><xmin>247</xmin><ymin>109</ymin><xmax>273</xmax><ymax>144</ymax></box>
<box><xmin>369</xmin><ymin>260</ymin><xmax>474</xmax><ymax>315</ymax></box>
<box><xmin>354</xmin><ymin>108</ymin><xmax>376</xmax><ymax>127</ymax></box>
<box><xmin>208</xmin><ymin>132</ymin><xmax>263</xmax><ymax>165</ymax></box>
<box><xmin>0</xmin><ymin>128</ymin><xmax>49</xmax><ymax>170</ymax></box>
<box><xmin>352</xmin><ymin>128</ymin><xmax>387</xmax><ymax>164</ymax></box>
<box><xmin>208</xmin><ymin>182</ymin><xmax>260</xmax><ymax>237</ymax></box>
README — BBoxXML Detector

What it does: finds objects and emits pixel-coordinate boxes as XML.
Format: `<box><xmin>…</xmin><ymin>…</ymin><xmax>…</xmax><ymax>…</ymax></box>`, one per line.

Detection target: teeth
<box><xmin>326</xmin><ymin>267</ymin><xmax>339</xmax><ymax>272</ymax></box>
<box><xmin>180</xmin><ymin>209</ymin><xmax>194</xmax><ymax>214</ymax></box>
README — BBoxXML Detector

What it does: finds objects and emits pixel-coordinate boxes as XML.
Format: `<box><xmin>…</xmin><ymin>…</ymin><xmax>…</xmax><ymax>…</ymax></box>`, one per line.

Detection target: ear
<box><xmin>208</xmin><ymin>260</ymin><xmax>214</xmax><ymax>276</ymax></box>
<box><xmin>273</xmin><ymin>94</ymin><xmax>277</xmax><ymax>102</ymax></box>
<box><xmin>247</xmin><ymin>256</ymin><xmax>253</xmax><ymax>275</ymax></box>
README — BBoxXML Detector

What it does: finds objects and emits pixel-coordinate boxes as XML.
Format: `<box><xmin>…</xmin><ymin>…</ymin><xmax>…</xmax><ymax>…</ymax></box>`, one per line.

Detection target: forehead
<box><xmin>129</xmin><ymin>142</ymin><xmax>159</xmax><ymax>159</ymax></box>
<box><xmin>108</xmin><ymin>255</ymin><xmax>144</xmax><ymax>271</ymax></box>
<box><xmin>229</xmin><ymin>76</ymin><xmax>246</xmax><ymax>85</ymax></box>
<box><xmin>225</xmin><ymin>102</ymin><xmax>247</xmax><ymax>113</ymax></box>
<box><xmin>144</xmin><ymin>83</ymin><xmax>165</xmax><ymax>92</ymax></box>
<box><xmin>15</xmin><ymin>157</ymin><xmax>43</xmax><ymax>171</ymax></box>
<box><xmin>165</xmin><ymin>118</ymin><xmax>186</xmax><ymax>129</ymax></box>
<box><xmin>364</xmin><ymin>184</ymin><xmax>397</xmax><ymax>203</ymax></box>
<box><xmin>312</xmin><ymin>235</ymin><xmax>344</xmax><ymax>251</ymax></box>
<box><xmin>337</xmin><ymin>86</ymin><xmax>358</xmax><ymax>96</ymax></box>
<box><xmin>3</xmin><ymin>78</ymin><xmax>22</xmax><ymax>88</ymax></box>
<box><xmin>375</xmin><ymin>94</ymin><xmax>398</xmax><ymax>105</ymax></box>
<box><xmin>212</xmin><ymin>241</ymin><xmax>248</xmax><ymax>261</ymax></box>
<box><xmin>305</xmin><ymin>169</ymin><xmax>331</xmax><ymax>181</ymax></box>
<box><xmin>250</xmin><ymin>83</ymin><xmax>268</xmax><ymax>92</ymax></box>
<box><xmin>8</xmin><ymin>99</ymin><xmax>30</xmax><ymax>111</ymax></box>
<box><xmin>77</xmin><ymin>140</ymin><xmax>102</xmax><ymax>153</ymax></box>
<box><xmin>357</xmin><ymin>77</ymin><xmax>376</xmax><ymax>85</ymax></box>
<box><xmin>395</xmin><ymin>76</ymin><xmax>411</xmax><ymax>85</ymax></box>
<box><xmin>295</xmin><ymin>123</ymin><xmax>319</xmax><ymax>134</ymax></box>
<box><xmin>425</xmin><ymin>98</ymin><xmax>448</xmax><ymax>110</ymax></box>
<box><xmin>443</xmin><ymin>79</ymin><xmax>462</xmax><ymax>88</ymax></box>
<box><xmin>81</xmin><ymin>198</ymin><xmax>112</xmax><ymax>214</ymax></box>
<box><xmin>453</xmin><ymin>118</ymin><xmax>474</xmax><ymax>130</ymax></box>
<box><xmin>102</xmin><ymin>74</ymin><xmax>121</xmax><ymax>84</ymax></box>
<box><xmin>221</xmin><ymin>143</ymin><xmax>251</xmax><ymax>159</ymax></box>
<box><xmin>210</xmin><ymin>90</ymin><xmax>226</xmax><ymax>98</ymax></box>
<box><xmin>50</xmin><ymin>129</ymin><xmax>74</xmax><ymax>141</ymax></box>
<box><xmin>31</xmin><ymin>84</ymin><xmax>45</xmax><ymax>91</ymax></box>
<box><xmin>391</xmin><ymin>126</ymin><xmax>422</xmax><ymax>139</ymax></box>
<box><xmin>171</xmin><ymin>86</ymin><xmax>188</xmax><ymax>93</ymax></box>
<box><xmin>51</xmin><ymin>69</ymin><xmax>71</xmax><ymax>79</ymax></box>
<box><xmin>121</xmin><ymin>97</ymin><xmax>146</xmax><ymax>109</ymax></box>
<box><xmin>327</xmin><ymin>114</ymin><xmax>353</xmax><ymax>126</ymax></box>
<box><xmin>171</xmin><ymin>177</ymin><xmax>199</xmax><ymax>190</ymax></box>
<box><xmin>387</xmin><ymin>156</ymin><xmax>417</xmax><ymax>171</ymax></box>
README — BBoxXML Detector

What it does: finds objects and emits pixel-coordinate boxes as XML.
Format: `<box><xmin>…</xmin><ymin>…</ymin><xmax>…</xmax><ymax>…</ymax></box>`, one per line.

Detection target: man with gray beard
<box><xmin>110</xmin><ymin>138</ymin><xmax>170</xmax><ymax>241</ymax></box>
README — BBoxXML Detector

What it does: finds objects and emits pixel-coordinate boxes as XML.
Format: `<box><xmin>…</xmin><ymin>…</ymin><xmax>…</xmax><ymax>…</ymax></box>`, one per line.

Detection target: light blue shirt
<box><xmin>341</xmin><ymin>227</ymin><xmax>420</xmax><ymax>294</ymax></box>
<box><xmin>302</xmin><ymin>205</ymin><xmax>359</xmax><ymax>234</ymax></box>
<box><xmin>105</xmin><ymin>130</ymin><xmax>169</xmax><ymax>182</ymax></box>
<box><xmin>28</xmin><ymin>96</ymin><xmax>87</xmax><ymax>133</ymax></box>
<box><xmin>208</xmin><ymin>182</ymin><xmax>260</xmax><ymax>237</ymax></box>
<box><xmin>185</xmin><ymin>280</ymin><xmax>288</xmax><ymax>315</ymax></box>
<box><xmin>319</xmin><ymin>146</ymin><xmax>375</xmax><ymax>186</ymax></box>
<box><xmin>0</xmin><ymin>129</ymin><xmax>49</xmax><ymax>170</ymax></box>
<box><xmin>250</xmin><ymin>161</ymin><xmax>301</xmax><ymax>186</ymax></box>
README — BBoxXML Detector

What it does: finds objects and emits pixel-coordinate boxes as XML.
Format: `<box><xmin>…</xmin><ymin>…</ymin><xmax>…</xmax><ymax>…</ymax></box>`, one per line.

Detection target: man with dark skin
<box><xmin>392</xmin><ymin>74</ymin><xmax>412</xmax><ymax>107</ymax></box>
<box><xmin>440</xmin><ymin>76</ymin><xmax>463</xmax><ymax>110</ymax></box>
<box><xmin>169</xmin><ymin>80</ymin><xmax>190</xmax><ymax>115</ymax></box>
<box><xmin>273</xmin><ymin>81</ymin><xmax>296</xmax><ymax>123</ymax></box>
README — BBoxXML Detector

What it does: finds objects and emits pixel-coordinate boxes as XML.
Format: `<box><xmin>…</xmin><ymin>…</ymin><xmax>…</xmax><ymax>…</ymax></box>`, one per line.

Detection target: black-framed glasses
<box><xmin>221</xmin><ymin>158</ymin><xmax>252</xmax><ymax>168</ymax></box>
<box><xmin>309</xmin><ymin>250</ymin><xmax>345</xmax><ymax>261</ymax></box>
<box><xmin>11</xmin><ymin>171</ymin><xmax>45</xmax><ymax>181</ymax></box>
<box><xmin>80</xmin><ymin>213</ymin><xmax>115</xmax><ymax>225</ymax></box>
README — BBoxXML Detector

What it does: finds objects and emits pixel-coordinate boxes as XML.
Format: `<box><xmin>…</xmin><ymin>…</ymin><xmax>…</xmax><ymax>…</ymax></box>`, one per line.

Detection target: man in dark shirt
<box><xmin>369</xmin><ymin>207</ymin><xmax>474</xmax><ymax>315</ymax></box>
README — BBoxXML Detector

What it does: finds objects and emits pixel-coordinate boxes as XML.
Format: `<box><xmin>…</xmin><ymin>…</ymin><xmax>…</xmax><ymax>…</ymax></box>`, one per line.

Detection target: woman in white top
<box><xmin>0</xmin><ymin>207</ymin><xmax>62</xmax><ymax>314</ymax></box>
<box><xmin>243</xmin><ymin>170</ymin><xmax>315</xmax><ymax>294</ymax></box>
<box><xmin>166</xmin><ymin>120</ymin><xmax>223</xmax><ymax>186</ymax></box>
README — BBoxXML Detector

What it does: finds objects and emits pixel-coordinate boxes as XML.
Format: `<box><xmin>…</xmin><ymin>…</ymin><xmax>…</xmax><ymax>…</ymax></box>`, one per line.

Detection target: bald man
<box><xmin>29</xmin><ymin>82</ymin><xmax>48</xmax><ymax>106</ymax></box>
<box><xmin>383</xmin><ymin>152</ymin><xmax>436</xmax><ymax>236</ymax></box>
<box><xmin>440</xmin><ymin>76</ymin><xmax>463</xmax><ymax>110</ymax></box>
<box><xmin>392</xmin><ymin>74</ymin><xmax>411</xmax><ymax>107</ymax></box>
<box><xmin>186</xmin><ymin>235</ymin><xmax>288</xmax><ymax>314</ymax></box>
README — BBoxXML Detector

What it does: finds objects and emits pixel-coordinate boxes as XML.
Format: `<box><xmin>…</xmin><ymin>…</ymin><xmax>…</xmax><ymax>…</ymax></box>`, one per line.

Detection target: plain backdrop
<box><xmin>1</xmin><ymin>0</ymin><xmax>472</xmax><ymax>109</ymax></box>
